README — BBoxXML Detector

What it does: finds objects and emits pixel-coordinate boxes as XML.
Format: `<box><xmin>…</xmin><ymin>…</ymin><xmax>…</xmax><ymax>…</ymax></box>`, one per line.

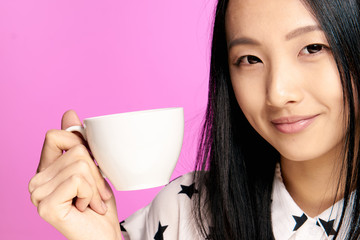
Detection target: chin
<box><xmin>277</xmin><ymin>149</ymin><xmax>324</xmax><ymax>163</ymax></box>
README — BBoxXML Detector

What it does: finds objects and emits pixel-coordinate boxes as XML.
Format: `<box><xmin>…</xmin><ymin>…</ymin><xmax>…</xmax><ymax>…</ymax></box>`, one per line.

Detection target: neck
<box><xmin>280</xmin><ymin>151</ymin><xmax>344</xmax><ymax>218</ymax></box>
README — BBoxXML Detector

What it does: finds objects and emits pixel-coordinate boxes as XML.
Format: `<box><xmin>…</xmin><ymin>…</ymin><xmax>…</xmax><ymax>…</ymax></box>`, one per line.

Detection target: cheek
<box><xmin>311</xmin><ymin>55</ymin><xmax>343</xmax><ymax>102</ymax></box>
<box><xmin>232</xmin><ymin>78</ymin><xmax>265</xmax><ymax>127</ymax></box>
<box><xmin>309</xmin><ymin>62</ymin><xmax>343</xmax><ymax>114</ymax></box>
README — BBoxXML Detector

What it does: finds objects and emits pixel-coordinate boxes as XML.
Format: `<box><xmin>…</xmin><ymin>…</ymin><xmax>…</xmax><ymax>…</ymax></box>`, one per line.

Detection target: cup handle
<box><xmin>65</xmin><ymin>125</ymin><xmax>107</xmax><ymax>179</ymax></box>
<box><xmin>65</xmin><ymin>125</ymin><xmax>87</xmax><ymax>141</ymax></box>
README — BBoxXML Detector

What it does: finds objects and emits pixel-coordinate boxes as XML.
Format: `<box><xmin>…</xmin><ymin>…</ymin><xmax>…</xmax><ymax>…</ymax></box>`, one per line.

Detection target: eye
<box><xmin>235</xmin><ymin>55</ymin><xmax>262</xmax><ymax>66</ymax></box>
<box><xmin>299</xmin><ymin>44</ymin><xmax>327</xmax><ymax>55</ymax></box>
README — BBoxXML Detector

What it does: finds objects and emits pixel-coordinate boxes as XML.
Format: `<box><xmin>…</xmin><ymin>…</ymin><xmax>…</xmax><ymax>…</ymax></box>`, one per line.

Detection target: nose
<box><xmin>266</xmin><ymin>63</ymin><xmax>304</xmax><ymax>108</ymax></box>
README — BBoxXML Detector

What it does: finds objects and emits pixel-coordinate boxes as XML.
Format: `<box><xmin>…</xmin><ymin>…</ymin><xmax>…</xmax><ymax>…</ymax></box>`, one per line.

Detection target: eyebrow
<box><xmin>228</xmin><ymin>25</ymin><xmax>322</xmax><ymax>50</ymax></box>
<box><xmin>285</xmin><ymin>25</ymin><xmax>322</xmax><ymax>40</ymax></box>
<box><xmin>228</xmin><ymin>37</ymin><xmax>260</xmax><ymax>50</ymax></box>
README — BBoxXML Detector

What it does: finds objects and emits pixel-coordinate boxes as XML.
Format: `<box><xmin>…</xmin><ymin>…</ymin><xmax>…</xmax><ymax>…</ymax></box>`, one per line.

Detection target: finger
<box><xmin>61</xmin><ymin>109</ymin><xmax>82</xmax><ymax>130</ymax></box>
<box><xmin>37</xmin><ymin>109</ymin><xmax>82</xmax><ymax>173</ymax></box>
<box><xmin>31</xmin><ymin>159</ymin><xmax>103</xmax><ymax>213</ymax></box>
<box><xmin>31</xmin><ymin>144</ymin><xmax>91</xmax><ymax>192</ymax></box>
<box><xmin>60</xmin><ymin>111</ymin><xmax>112</xmax><ymax>200</ymax></box>
<box><xmin>37</xmin><ymin>130</ymin><xmax>83</xmax><ymax>173</ymax></box>
<box><xmin>31</xmin><ymin>144</ymin><xmax>112</xmax><ymax>200</ymax></box>
<box><xmin>37</xmin><ymin>174</ymin><xmax>106</xmax><ymax>223</ymax></box>
<box><xmin>58</xmin><ymin>145</ymin><xmax>112</xmax><ymax>201</ymax></box>
<box><xmin>66</xmin><ymin>174</ymin><xmax>106</xmax><ymax>214</ymax></box>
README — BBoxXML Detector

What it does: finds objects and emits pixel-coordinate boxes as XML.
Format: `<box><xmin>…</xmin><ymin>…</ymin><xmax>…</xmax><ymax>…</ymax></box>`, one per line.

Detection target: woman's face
<box><xmin>226</xmin><ymin>0</ymin><xmax>345</xmax><ymax>162</ymax></box>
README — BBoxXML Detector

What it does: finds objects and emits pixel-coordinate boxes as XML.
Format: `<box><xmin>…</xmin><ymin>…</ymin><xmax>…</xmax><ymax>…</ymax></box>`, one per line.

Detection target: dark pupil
<box><xmin>248</xmin><ymin>56</ymin><xmax>259</xmax><ymax>64</ymax></box>
<box><xmin>308</xmin><ymin>44</ymin><xmax>322</xmax><ymax>53</ymax></box>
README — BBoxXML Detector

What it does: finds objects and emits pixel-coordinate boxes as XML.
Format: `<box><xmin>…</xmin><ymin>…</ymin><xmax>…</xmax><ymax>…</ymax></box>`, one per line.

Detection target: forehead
<box><xmin>225</xmin><ymin>0</ymin><xmax>318</xmax><ymax>41</ymax></box>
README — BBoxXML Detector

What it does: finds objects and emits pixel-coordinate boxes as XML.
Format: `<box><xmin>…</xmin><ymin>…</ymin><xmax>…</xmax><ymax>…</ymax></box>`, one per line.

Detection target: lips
<box><xmin>271</xmin><ymin>115</ymin><xmax>319</xmax><ymax>134</ymax></box>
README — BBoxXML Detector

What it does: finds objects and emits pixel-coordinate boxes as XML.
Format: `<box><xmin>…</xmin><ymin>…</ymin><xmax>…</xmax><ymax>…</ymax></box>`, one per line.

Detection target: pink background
<box><xmin>0</xmin><ymin>0</ymin><xmax>216</xmax><ymax>239</ymax></box>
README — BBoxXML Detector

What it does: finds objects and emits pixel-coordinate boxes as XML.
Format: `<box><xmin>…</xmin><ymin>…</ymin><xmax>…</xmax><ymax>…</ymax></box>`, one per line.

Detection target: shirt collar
<box><xmin>271</xmin><ymin>164</ymin><xmax>345</xmax><ymax>240</ymax></box>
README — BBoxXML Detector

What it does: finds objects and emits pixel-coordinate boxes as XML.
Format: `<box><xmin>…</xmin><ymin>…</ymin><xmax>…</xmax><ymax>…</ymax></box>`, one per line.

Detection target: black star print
<box><xmin>154</xmin><ymin>221</ymin><xmax>168</xmax><ymax>240</ymax></box>
<box><xmin>178</xmin><ymin>183</ymin><xmax>199</xmax><ymax>199</ymax></box>
<box><xmin>119</xmin><ymin>220</ymin><xmax>126</xmax><ymax>232</ymax></box>
<box><xmin>292</xmin><ymin>213</ymin><xmax>308</xmax><ymax>231</ymax></box>
<box><xmin>318</xmin><ymin>219</ymin><xmax>336</xmax><ymax>236</ymax></box>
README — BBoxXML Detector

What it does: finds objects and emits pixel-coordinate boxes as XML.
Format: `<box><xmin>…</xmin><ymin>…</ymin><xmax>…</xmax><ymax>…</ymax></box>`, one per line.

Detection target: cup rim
<box><xmin>83</xmin><ymin>107</ymin><xmax>183</xmax><ymax>122</ymax></box>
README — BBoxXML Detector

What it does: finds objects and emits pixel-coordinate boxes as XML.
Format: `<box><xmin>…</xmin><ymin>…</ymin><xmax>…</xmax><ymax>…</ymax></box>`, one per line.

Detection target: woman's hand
<box><xmin>29</xmin><ymin>110</ymin><xmax>122</xmax><ymax>240</ymax></box>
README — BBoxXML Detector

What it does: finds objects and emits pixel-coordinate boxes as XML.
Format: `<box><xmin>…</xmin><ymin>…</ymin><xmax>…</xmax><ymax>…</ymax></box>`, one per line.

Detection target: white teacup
<box><xmin>66</xmin><ymin>107</ymin><xmax>184</xmax><ymax>191</ymax></box>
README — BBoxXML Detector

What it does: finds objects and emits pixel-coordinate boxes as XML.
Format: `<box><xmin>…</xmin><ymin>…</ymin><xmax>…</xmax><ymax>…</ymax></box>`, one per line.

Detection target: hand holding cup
<box><xmin>29</xmin><ymin>110</ymin><xmax>121</xmax><ymax>240</ymax></box>
<box><xmin>66</xmin><ymin>107</ymin><xmax>184</xmax><ymax>191</ymax></box>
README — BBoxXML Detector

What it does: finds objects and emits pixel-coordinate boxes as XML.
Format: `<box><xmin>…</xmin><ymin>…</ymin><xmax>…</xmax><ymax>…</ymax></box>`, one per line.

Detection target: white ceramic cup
<box><xmin>66</xmin><ymin>107</ymin><xmax>184</xmax><ymax>191</ymax></box>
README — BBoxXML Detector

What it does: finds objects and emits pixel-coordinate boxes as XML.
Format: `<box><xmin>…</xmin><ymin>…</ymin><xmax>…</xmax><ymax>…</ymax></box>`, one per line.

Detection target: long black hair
<box><xmin>193</xmin><ymin>0</ymin><xmax>360</xmax><ymax>239</ymax></box>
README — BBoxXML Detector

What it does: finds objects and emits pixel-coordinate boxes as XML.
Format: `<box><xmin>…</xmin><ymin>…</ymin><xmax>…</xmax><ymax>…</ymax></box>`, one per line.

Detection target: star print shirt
<box><xmin>271</xmin><ymin>165</ymin><xmax>352</xmax><ymax>239</ymax></box>
<box><xmin>120</xmin><ymin>166</ymin><xmax>353</xmax><ymax>239</ymax></box>
<box><xmin>121</xmin><ymin>172</ymin><xmax>203</xmax><ymax>240</ymax></box>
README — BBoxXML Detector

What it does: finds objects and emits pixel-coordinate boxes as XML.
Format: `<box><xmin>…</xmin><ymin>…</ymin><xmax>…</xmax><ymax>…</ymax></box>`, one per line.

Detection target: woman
<box><xmin>29</xmin><ymin>0</ymin><xmax>360</xmax><ymax>239</ymax></box>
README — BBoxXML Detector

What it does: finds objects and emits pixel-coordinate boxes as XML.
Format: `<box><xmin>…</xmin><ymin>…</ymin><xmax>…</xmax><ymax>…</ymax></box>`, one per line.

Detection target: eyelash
<box><xmin>234</xmin><ymin>44</ymin><xmax>329</xmax><ymax>67</ymax></box>
<box><xmin>234</xmin><ymin>55</ymin><xmax>262</xmax><ymax>66</ymax></box>
<box><xmin>299</xmin><ymin>44</ymin><xmax>328</xmax><ymax>55</ymax></box>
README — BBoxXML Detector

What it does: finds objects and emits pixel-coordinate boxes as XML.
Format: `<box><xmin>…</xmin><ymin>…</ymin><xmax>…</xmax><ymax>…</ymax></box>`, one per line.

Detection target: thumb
<box><xmin>61</xmin><ymin>110</ymin><xmax>82</xmax><ymax>130</ymax></box>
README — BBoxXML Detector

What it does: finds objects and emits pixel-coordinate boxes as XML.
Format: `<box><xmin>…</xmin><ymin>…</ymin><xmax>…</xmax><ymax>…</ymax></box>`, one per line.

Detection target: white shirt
<box><xmin>271</xmin><ymin>165</ymin><xmax>350</xmax><ymax>240</ymax></box>
<box><xmin>121</xmin><ymin>166</ymin><xmax>351</xmax><ymax>239</ymax></box>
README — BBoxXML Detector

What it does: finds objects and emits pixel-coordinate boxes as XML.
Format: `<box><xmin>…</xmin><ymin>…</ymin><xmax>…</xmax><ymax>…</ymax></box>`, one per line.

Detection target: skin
<box><xmin>226</xmin><ymin>0</ymin><xmax>346</xmax><ymax>217</ymax></box>
<box><xmin>29</xmin><ymin>0</ymin><xmax>349</xmax><ymax>238</ymax></box>
<box><xmin>29</xmin><ymin>110</ymin><xmax>122</xmax><ymax>240</ymax></box>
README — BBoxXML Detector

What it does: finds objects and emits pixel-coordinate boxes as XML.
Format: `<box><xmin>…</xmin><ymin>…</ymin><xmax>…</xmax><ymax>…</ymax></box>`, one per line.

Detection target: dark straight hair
<box><xmin>193</xmin><ymin>0</ymin><xmax>360</xmax><ymax>239</ymax></box>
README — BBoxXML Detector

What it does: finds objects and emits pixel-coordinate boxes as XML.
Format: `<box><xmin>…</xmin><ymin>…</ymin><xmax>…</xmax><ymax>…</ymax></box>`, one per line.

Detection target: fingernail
<box><xmin>105</xmin><ymin>187</ymin><xmax>112</xmax><ymax>198</ymax></box>
<box><xmin>102</xmin><ymin>184</ymin><xmax>112</xmax><ymax>199</ymax></box>
<box><xmin>101</xmin><ymin>189</ymin><xmax>111</xmax><ymax>200</ymax></box>
<box><xmin>101</xmin><ymin>201</ymin><xmax>108</xmax><ymax>212</ymax></box>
